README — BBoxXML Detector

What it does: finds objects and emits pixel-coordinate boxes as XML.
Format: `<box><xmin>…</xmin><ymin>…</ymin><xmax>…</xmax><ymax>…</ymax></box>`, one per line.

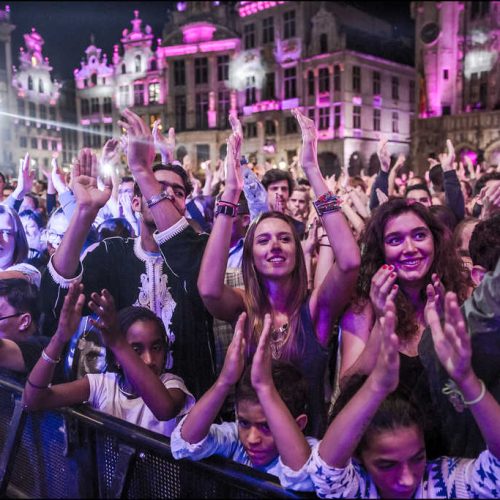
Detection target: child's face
<box><xmin>236</xmin><ymin>400</ymin><xmax>278</xmax><ymax>468</ymax></box>
<box><xmin>126</xmin><ymin>319</ymin><xmax>166</xmax><ymax>377</ymax></box>
<box><xmin>360</xmin><ymin>424</ymin><xmax>426</xmax><ymax>499</ymax></box>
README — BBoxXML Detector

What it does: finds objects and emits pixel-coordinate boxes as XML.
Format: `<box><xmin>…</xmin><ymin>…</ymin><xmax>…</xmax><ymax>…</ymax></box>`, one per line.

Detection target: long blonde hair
<box><xmin>241</xmin><ymin>211</ymin><xmax>308</xmax><ymax>361</ymax></box>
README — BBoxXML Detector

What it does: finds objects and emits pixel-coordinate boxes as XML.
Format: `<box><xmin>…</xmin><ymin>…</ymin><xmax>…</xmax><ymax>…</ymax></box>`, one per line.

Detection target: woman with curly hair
<box><xmin>338</xmin><ymin>198</ymin><xmax>468</xmax><ymax>455</ymax></box>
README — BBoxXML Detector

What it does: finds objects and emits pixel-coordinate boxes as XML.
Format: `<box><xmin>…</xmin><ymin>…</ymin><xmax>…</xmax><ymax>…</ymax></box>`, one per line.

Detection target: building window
<box><xmin>175</xmin><ymin>95</ymin><xmax>186</xmax><ymax>131</ymax></box>
<box><xmin>195</xmin><ymin>58</ymin><xmax>208</xmax><ymax>85</ymax></box>
<box><xmin>196</xmin><ymin>144</ymin><xmax>210</xmax><ymax>164</ymax></box>
<box><xmin>196</xmin><ymin>92</ymin><xmax>209</xmax><ymax>129</ymax></box>
<box><xmin>244</xmin><ymin>23</ymin><xmax>256</xmax><ymax>49</ymax></box>
<box><xmin>119</xmin><ymin>85</ymin><xmax>128</xmax><ymax>107</ymax></box>
<box><xmin>39</xmin><ymin>104</ymin><xmax>47</xmax><ymax>121</ymax></box>
<box><xmin>30</xmin><ymin>138</ymin><xmax>37</xmax><ymax>149</ymax></box>
<box><xmin>262</xmin><ymin>16</ymin><xmax>274</xmax><ymax>43</ymax></box>
<box><xmin>409</xmin><ymin>80</ymin><xmax>415</xmax><ymax>109</ymax></box>
<box><xmin>38</xmin><ymin>79</ymin><xmax>44</xmax><ymax>93</ymax></box>
<box><xmin>319</xmin><ymin>107</ymin><xmax>330</xmax><ymax>130</ymax></box>
<box><xmin>319</xmin><ymin>67</ymin><xmax>329</xmax><ymax>93</ymax></box>
<box><xmin>83</xmin><ymin>130</ymin><xmax>91</xmax><ymax>147</ymax></box>
<box><xmin>391</xmin><ymin>76</ymin><xmax>399</xmax><ymax>100</ymax></box>
<box><xmin>353</xmin><ymin>105</ymin><xmax>361</xmax><ymax>129</ymax></box>
<box><xmin>49</xmin><ymin>107</ymin><xmax>56</xmax><ymax>121</ymax></box>
<box><xmin>245</xmin><ymin>122</ymin><xmax>257</xmax><ymax>138</ymax></box>
<box><xmin>373</xmin><ymin>71</ymin><xmax>381</xmax><ymax>95</ymax></box>
<box><xmin>285</xmin><ymin>116</ymin><xmax>297</xmax><ymax>134</ymax></box>
<box><xmin>334</xmin><ymin>104</ymin><xmax>341</xmax><ymax>129</ymax></box>
<box><xmin>307</xmin><ymin>71</ymin><xmax>314</xmax><ymax>96</ymax></box>
<box><xmin>121</xmin><ymin>64</ymin><xmax>126</xmax><ymax>74</ymax></box>
<box><xmin>392</xmin><ymin>112</ymin><xmax>399</xmax><ymax>133</ymax></box>
<box><xmin>308</xmin><ymin>108</ymin><xmax>315</xmax><ymax>122</ymax></box>
<box><xmin>283</xmin><ymin>10</ymin><xmax>296</xmax><ymax>39</ymax></box>
<box><xmin>217</xmin><ymin>55</ymin><xmax>229</xmax><ymax>81</ymax></box>
<box><xmin>42</xmin><ymin>139</ymin><xmax>48</xmax><ymax>150</ymax></box>
<box><xmin>265</xmin><ymin>119</ymin><xmax>276</xmax><ymax>136</ymax></box>
<box><xmin>91</xmin><ymin>74</ymin><xmax>97</xmax><ymax>86</ymax></box>
<box><xmin>92</xmin><ymin>124</ymin><xmax>101</xmax><ymax>148</ymax></box>
<box><xmin>149</xmin><ymin>82</ymin><xmax>160</xmax><ymax>103</ymax></box>
<box><xmin>218</xmin><ymin>90</ymin><xmax>230</xmax><ymax>128</ymax></box>
<box><xmin>104</xmin><ymin>124</ymin><xmax>113</xmax><ymax>140</ymax></box>
<box><xmin>103</xmin><ymin>97</ymin><xmax>112</xmax><ymax>114</ymax></box>
<box><xmin>263</xmin><ymin>72</ymin><xmax>275</xmax><ymax>100</ymax></box>
<box><xmin>20</xmin><ymin>136</ymin><xmax>27</xmax><ymax>148</ymax></box>
<box><xmin>80</xmin><ymin>99</ymin><xmax>89</xmax><ymax>116</ymax></box>
<box><xmin>135</xmin><ymin>55</ymin><xmax>142</xmax><ymax>73</ymax></box>
<box><xmin>284</xmin><ymin>67</ymin><xmax>297</xmax><ymax>99</ymax></box>
<box><xmin>333</xmin><ymin>65</ymin><xmax>341</xmax><ymax>92</ymax></box>
<box><xmin>28</xmin><ymin>76</ymin><xmax>33</xmax><ymax>91</ymax></box>
<box><xmin>245</xmin><ymin>76</ymin><xmax>256</xmax><ymax>106</ymax></box>
<box><xmin>91</xmin><ymin>97</ymin><xmax>99</xmax><ymax>113</ymax></box>
<box><xmin>51</xmin><ymin>140</ymin><xmax>57</xmax><ymax>151</ymax></box>
<box><xmin>320</xmin><ymin>33</ymin><xmax>328</xmax><ymax>53</ymax></box>
<box><xmin>134</xmin><ymin>83</ymin><xmax>144</xmax><ymax>106</ymax></box>
<box><xmin>174</xmin><ymin>60</ymin><xmax>185</xmax><ymax>86</ymax></box>
<box><xmin>443</xmin><ymin>69</ymin><xmax>449</xmax><ymax>80</ymax></box>
<box><xmin>352</xmin><ymin>66</ymin><xmax>361</xmax><ymax>93</ymax></box>
<box><xmin>29</xmin><ymin>102</ymin><xmax>36</xmax><ymax>118</ymax></box>
<box><xmin>373</xmin><ymin>108</ymin><xmax>381</xmax><ymax>131</ymax></box>
<box><xmin>18</xmin><ymin>100</ymin><xmax>25</xmax><ymax>115</ymax></box>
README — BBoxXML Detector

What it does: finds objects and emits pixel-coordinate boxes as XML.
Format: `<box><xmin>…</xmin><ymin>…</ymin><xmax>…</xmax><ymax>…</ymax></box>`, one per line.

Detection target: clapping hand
<box><xmin>219</xmin><ymin>312</ymin><xmax>247</xmax><ymax>387</ymax></box>
<box><xmin>251</xmin><ymin>314</ymin><xmax>273</xmax><ymax>392</ymax></box>
<box><xmin>88</xmin><ymin>289</ymin><xmax>121</xmax><ymax>349</ymax></box>
<box><xmin>152</xmin><ymin>120</ymin><xmax>176</xmax><ymax>164</ymax></box>
<box><xmin>370</xmin><ymin>264</ymin><xmax>399</xmax><ymax>319</ymax></box>
<box><xmin>54</xmin><ymin>282</ymin><xmax>86</xmax><ymax>343</ymax></box>
<box><xmin>377</xmin><ymin>137</ymin><xmax>391</xmax><ymax>173</ymax></box>
<box><xmin>14</xmin><ymin>152</ymin><xmax>35</xmax><ymax>198</ymax></box>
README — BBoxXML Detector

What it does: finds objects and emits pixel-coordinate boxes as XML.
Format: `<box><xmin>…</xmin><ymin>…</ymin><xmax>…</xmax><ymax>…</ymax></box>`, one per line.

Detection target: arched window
<box><xmin>149</xmin><ymin>59</ymin><xmax>157</xmax><ymax>71</ymax></box>
<box><xmin>135</xmin><ymin>55</ymin><xmax>141</xmax><ymax>73</ymax></box>
<box><xmin>320</xmin><ymin>33</ymin><xmax>328</xmax><ymax>53</ymax></box>
<box><xmin>38</xmin><ymin>79</ymin><xmax>44</xmax><ymax>93</ymax></box>
<box><xmin>121</xmin><ymin>64</ymin><xmax>126</xmax><ymax>74</ymax></box>
<box><xmin>28</xmin><ymin>76</ymin><xmax>33</xmax><ymax>91</ymax></box>
<box><xmin>91</xmin><ymin>73</ymin><xmax>97</xmax><ymax>86</ymax></box>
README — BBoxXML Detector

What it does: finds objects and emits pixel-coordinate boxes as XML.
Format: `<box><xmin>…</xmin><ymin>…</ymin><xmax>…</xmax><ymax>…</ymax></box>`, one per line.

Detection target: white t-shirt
<box><xmin>86</xmin><ymin>371</ymin><xmax>195</xmax><ymax>437</ymax></box>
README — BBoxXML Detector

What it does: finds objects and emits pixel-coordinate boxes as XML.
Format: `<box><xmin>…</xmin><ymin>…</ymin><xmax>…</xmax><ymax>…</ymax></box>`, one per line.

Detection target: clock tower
<box><xmin>412</xmin><ymin>1</ymin><xmax>463</xmax><ymax>117</ymax></box>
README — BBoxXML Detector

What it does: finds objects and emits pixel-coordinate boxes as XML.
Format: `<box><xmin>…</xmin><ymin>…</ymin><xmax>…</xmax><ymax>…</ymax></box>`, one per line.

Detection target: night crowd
<box><xmin>0</xmin><ymin>107</ymin><xmax>499</xmax><ymax>498</ymax></box>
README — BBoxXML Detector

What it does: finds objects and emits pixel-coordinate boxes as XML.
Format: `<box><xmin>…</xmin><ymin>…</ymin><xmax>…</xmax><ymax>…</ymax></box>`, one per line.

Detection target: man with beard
<box><xmin>40</xmin><ymin>120</ymin><xmax>215</xmax><ymax>398</ymax></box>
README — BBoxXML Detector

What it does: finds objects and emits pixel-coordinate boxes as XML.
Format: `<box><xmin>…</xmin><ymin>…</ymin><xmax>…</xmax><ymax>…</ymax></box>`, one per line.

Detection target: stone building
<box><xmin>75</xmin><ymin>2</ymin><xmax>415</xmax><ymax>177</ymax></box>
<box><xmin>411</xmin><ymin>1</ymin><xmax>500</xmax><ymax>170</ymax></box>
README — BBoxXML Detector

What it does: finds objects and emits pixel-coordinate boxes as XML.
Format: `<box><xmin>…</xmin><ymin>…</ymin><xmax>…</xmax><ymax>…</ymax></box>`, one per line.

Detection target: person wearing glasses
<box><xmin>40</xmin><ymin>129</ymin><xmax>215</xmax><ymax>400</ymax></box>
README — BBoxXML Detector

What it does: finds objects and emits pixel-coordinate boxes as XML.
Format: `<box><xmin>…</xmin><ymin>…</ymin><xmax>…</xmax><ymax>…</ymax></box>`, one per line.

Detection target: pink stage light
<box><xmin>208</xmin><ymin>110</ymin><xmax>217</xmax><ymax>128</ymax></box>
<box><xmin>199</xmin><ymin>39</ymin><xmax>239</xmax><ymax>52</ymax></box>
<box><xmin>102</xmin><ymin>116</ymin><xmax>113</xmax><ymax>124</ymax></box>
<box><xmin>159</xmin><ymin>45</ymin><xmax>198</xmax><ymax>57</ymax></box>
<box><xmin>281</xmin><ymin>97</ymin><xmax>299</xmax><ymax>110</ymax></box>
<box><xmin>238</xmin><ymin>1</ymin><xmax>285</xmax><ymax>17</ymax></box>
<box><xmin>81</xmin><ymin>119</ymin><xmax>90</xmax><ymax>125</ymax></box>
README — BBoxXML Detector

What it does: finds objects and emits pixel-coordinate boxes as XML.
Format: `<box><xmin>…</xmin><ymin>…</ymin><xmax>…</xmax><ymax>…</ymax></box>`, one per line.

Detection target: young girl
<box><xmin>23</xmin><ymin>282</ymin><xmax>194</xmax><ymax>436</ymax></box>
<box><xmin>307</xmin><ymin>293</ymin><xmax>500</xmax><ymax>498</ymax></box>
<box><xmin>198</xmin><ymin>110</ymin><xmax>360</xmax><ymax>437</ymax></box>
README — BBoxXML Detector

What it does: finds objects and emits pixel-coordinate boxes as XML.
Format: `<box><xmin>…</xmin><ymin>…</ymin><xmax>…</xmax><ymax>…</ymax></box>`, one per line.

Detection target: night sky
<box><xmin>7</xmin><ymin>1</ymin><xmax>413</xmax><ymax>83</ymax></box>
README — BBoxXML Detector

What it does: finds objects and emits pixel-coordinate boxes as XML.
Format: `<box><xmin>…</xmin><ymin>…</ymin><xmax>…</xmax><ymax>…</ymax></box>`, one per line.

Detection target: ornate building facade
<box><xmin>411</xmin><ymin>1</ymin><xmax>500</xmax><ymax>170</ymax></box>
<box><xmin>75</xmin><ymin>1</ymin><xmax>415</xmax><ymax>177</ymax></box>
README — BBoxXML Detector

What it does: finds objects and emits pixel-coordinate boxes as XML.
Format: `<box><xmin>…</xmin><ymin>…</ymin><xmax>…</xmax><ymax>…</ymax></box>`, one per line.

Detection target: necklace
<box><xmin>270</xmin><ymin>323</ymin><xmax>289</xmax><ymax>359</ymax></box>
<box><xmin>118</xmin><ymin>374</ymin><xmax>139</xmax><ymax>400</ymax></box>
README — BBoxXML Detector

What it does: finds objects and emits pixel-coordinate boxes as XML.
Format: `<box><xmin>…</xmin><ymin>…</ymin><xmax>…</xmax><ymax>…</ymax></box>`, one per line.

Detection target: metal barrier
<box><xmin>0</xmin><ymin>372</ymin><xmax>312</xmax><ymax>499</ymax></box>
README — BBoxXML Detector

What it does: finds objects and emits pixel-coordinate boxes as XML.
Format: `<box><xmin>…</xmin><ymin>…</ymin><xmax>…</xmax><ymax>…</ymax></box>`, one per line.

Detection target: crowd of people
<box><xmin>0</xmin><ymin>106</ymin><xmax>499</xmax><ymax>498</ymax></box>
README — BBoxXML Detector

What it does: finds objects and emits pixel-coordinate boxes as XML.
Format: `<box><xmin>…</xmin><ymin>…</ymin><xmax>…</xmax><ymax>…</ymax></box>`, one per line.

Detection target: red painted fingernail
<box><xmin>383</xmin><ymin>264</ymin><xmax>388</xmax><ymax>270</ymax></box>
<box><xmin>391</xmin><ymin>272</ymin><xmax>396</xmax><ymax>278</ymax></box>
<box><xmin>393</xmin><ymin>284</ymin><xmax>398</xmax><ymax>289</ymax></box>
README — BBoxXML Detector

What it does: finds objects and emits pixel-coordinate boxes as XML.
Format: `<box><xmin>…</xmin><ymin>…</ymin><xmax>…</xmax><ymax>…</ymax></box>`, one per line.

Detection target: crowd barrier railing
<box><xmin>0</xmin><ymin>372</ymin><xmax>313</xmax><ymax>498</ymax></box>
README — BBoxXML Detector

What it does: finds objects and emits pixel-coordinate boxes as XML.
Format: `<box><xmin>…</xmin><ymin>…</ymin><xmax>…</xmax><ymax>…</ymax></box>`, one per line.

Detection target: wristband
<box><xmin>313</xmin><ymin>191</ymin><xmax>343</xmax><ymax>217</ymax></box>
<box><xmin>41</xmin><ymin>349</ymin><xmax>60</xmax><ymax>365</ymax></box>
<box><xmin>215</xmin><ymin>201</ymin><xmax>238</xmax><ymax>218</ymax></box>
<box><xmin>146</xmin><ymin>190</ymin><xmax>175</xmax><ymax>209</ymax></box>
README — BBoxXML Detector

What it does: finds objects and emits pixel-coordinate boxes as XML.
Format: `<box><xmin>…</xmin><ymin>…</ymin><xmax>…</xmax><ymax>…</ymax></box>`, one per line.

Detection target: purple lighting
<box><xmin>238</xmin><ymin>1</ymin><xmax>285</xmax><ymax>17</ymax></box>
<box><xmin>182</xmin><ymin>23</ymin><xmax>216</xmax><ymax>44</ymax></box>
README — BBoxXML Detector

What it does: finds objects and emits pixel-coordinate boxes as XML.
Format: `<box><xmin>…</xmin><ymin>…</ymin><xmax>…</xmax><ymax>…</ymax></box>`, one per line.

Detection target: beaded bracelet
<box><xmin>313</xmin><ymin>191</ymin><xmax>343</xmax><ymax>217</ymax></box>
<box><xmin>41</xmin><ymin>349</ymin><xmax>60</xmax><ymax>365</ymax></box>
<box><xmin>215</xmin><ymin>200</ymin><xmax>239</xmax><ymax>218</ymax></box>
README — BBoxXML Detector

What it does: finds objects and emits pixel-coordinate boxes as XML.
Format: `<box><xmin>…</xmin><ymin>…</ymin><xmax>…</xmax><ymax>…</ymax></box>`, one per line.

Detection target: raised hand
<box><xmin>429</xmin><ymin>292</ymin><xmax>472</xmax><ymax>384</ymax></box>
<box><xmin>101</xmin><ymin>138</ymin><xmax>121</xmax><ymax>168</ymax></box>
<box><xmin>370</xmin><ymin>298</ymin><xmax>400</xmax><ymax>394</ymax></box>
<box><xmin>88</xmin><ymin>289</ymin><xmax>121</xmax><ymax>348</ymax></box>
<box><xmin>224</xmin><ymin>116</ymin><xmax>243</xmax><ymax>196</ymax></box>
<box><xmin>14</xmin><ymin>152</ymin><xmax>35</xmax><ymax>198</ymax></box>
<box><xmin>229</xmin><ymin>112</ymin><xmax>243</xmax><ymax>140</ymax></box>
<box><xmin>118</xmin><ymin>109</ymin><xmax>155</xmax><ymax>177</ymax></box>
<box><xmin>250</xmin><ymin>314</ymin><xmax>273</xmax><ymax>392</ymax></box>
<box><xmin>377</xmin><ymin>138</ymin><xmax>391</xmax><ymax>173</ymax></box>
<box><xmin>376</xmin><ymin>187</ymin><xmax>389</xmax><ymax>205</ymax></box>
<box><xmin>370</xmin><ymin>264</ymin><xmax>399</xmax><ymax>319</ymax></box>
<box><xmin>50</xmin><ymin>157</ymin><xmax>69</xmax><ymax>194</ymax></box>
<box><xmin>219</xmin><ymin>312</ymin><xmax>247</xmax><ymax>386</ymax></box>
<box><xmin>54</xmin><ymin>281</ymin><xmax>86</xmax><ymax>343</ymax></box>
<box><xmin>72</xmin><ymin>148</ymin><xmax>112</xmax><ymax>211</ymax></box>
<box><xmin>274</xmin><ymin>193</ymin><xmax>285</xmax><ymax>213</ymax></box>
<box><xmin>479</xmin><ymin>179</ymin><xmax>500</xmax><ymax>219</ymax></box>
<box><xmin>438</xmin><ymin>139</ymin><xmax>455</xmax><ymax>172</ymax></box>
<box><xmin>292</xmin><ymin>108</ymin><xmax>318</xmax><ymax>171</ymax></box>
<box><xmin>428</xmin><ymin>157</ymin><xmax>440</xmax><ymax>169</ymax></box>
<box><xmin>152</xmin><ymin>120</ymin><xmax>176</xmax><ymax>164</ymax></box>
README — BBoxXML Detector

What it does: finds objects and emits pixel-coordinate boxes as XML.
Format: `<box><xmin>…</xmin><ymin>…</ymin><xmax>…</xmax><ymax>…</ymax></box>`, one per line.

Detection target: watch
<box><xmin>215</xmin><ymin>202</ymin><xmax>238</xmax><ymax>217</ymax></box>
<box><xmin>146</xmin><ymin>190</ymin><xmax>175</xmax><ymax>209</ymax></box>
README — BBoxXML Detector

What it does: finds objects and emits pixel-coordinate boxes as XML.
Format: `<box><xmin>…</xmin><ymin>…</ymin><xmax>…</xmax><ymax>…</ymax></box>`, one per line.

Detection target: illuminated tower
<box><xmin>12</xmin><ymin>27</ymin><xmax>62</xmax><ymax>177</ymax></box>
<box><xmin>412</xmin><ymin>1</ymin><xmax>500</xmax><ymax>169</ymax></box>
<box><xmin>0</xmin><ymin>5</ymin><xmax>15</xmax><ymax>176</ymax></box>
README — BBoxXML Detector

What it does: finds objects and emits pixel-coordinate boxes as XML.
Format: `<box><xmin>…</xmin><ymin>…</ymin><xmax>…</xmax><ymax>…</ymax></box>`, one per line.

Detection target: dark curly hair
<box><xmin>469</xmin><ymin>213</ymin><xmax>500</xmax><ymax>272</ymax></box>
<box><xmin>355</xmin><ymin>198</ymin><xmax>468</xmax><ymax>340</ymax></box>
